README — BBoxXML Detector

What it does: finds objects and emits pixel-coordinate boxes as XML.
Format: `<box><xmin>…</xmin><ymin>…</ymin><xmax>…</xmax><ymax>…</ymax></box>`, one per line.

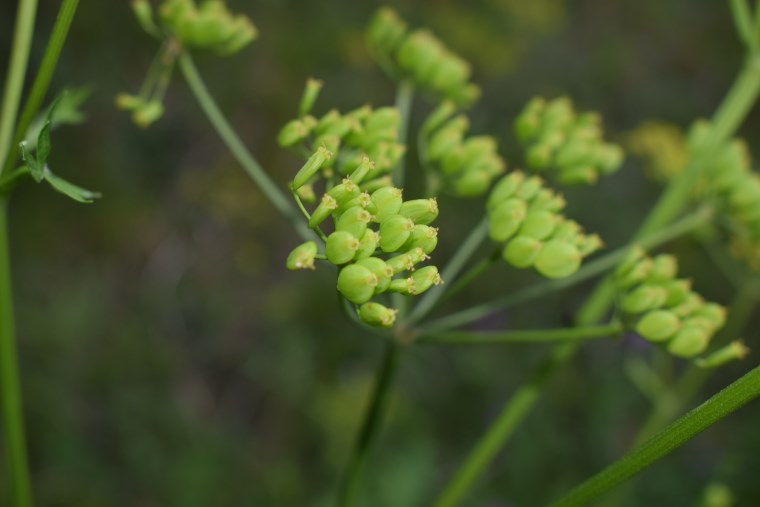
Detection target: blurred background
<box><xmin>1</xmin><ymin>0</ymin><xmax>760</xmax><ymax>505</ymax></box>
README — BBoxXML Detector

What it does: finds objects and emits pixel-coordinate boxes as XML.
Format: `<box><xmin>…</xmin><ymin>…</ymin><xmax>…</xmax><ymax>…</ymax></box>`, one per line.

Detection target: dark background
<box><xmin>1</xmin><ymin>1</ymin><xmax>759</xmax><ymax>505</ymax></box>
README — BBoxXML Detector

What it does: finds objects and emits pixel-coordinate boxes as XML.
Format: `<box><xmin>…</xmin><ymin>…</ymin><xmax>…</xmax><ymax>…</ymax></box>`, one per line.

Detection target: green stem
<box><xmin>436</xmin><ymin>250</ymin><xmax>499</xmax><ymax>308</ymax></box>
<box><xmin>548</xmin><ymin>363</ymin><xmax>760</xmax><ymax>507</ymax></box>
<box><xmin>392</xmin><ymin>80</ymin><xmax>414</xmax><ymax>188</ymax></box>
<box><xmin>291</xmin><ymin>189</ymin><xmax>328</xmax><ymax>242</ymax></box>
<box><xmin>0</xmin><ymin>166</ymin><xmax>30</xmax><ymax>197</ymax></box>
<box><xmin>0</xmin><ymin>0</ymin><xmax>39</xmax><ymax>176</ymax></box>
<box><xmin>419</xmin><ymin>206</ymin><xmax>712</xmax><ymax>335</ymax></box>
<box><xmin>731</xmin><ymin>0</ymin><xmax>759</xmax><ymax>53</ymax></box>
<box><xmin>338</xmin><ymin>341</ymin><xmax>402</xmax><ymax>507</ymax></box>
<box><xmin>433</xmin><ymin>343</ymin><xmax>577</xmax><ymax>507</ymax></box>
<box><xmin>407</xmin><ymin>217</ymin><xmax>489</xmax><ymax>325</ymax></box>
<box><xmin>2</xmin><ymin>0</ymin><xmax>80</xmax><ymax>177</ymax></box>
<box><xmin>417</xmin><ymin>321</ymin><xmax>621</xmax><ymax>345</ymax></box>
<box><xmin>177</xmin><ymin>51</ymin><xmax>313</xmax><ymax>241</ymax></box>
<box><xmin>0</xmin><ymin>199</ymin><xmax>33</xmax><ymax>507</ymax></box>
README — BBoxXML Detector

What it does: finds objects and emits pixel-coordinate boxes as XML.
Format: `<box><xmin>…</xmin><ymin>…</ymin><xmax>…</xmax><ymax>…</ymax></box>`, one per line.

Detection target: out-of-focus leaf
<box><xmin>19</xmin><ymin>141</ymin><xmax>43</xmax><ymax>182</ymax></box>
<box><xmin>43</xmin><ymin>168</ymin><xmax>101</xmax><ymax>203</ymax></box>
<box><xmin>24</xmin><ymin>88</ymin><xmax>91</xmax><ymax>149</ymax></box>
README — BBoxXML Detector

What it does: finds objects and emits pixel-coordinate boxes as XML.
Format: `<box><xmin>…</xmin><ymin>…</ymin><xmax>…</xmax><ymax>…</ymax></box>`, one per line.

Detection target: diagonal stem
<box><xmin>416</xmin><ymin>321</ymin><xmax>622</xmax><ymax>345</ymax></box>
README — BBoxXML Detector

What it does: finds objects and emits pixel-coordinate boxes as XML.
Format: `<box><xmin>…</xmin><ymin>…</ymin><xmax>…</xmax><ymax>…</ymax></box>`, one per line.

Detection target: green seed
<box><xmin>411</xmin><ymin>266</ymin><xmax>443</xmax><ymax>294</ymax></box>
<box><xmin>292</xmin><ymin>146</ymin><xmax>332</xmax><ymax>190</ymax></box>
<box><xmin>379</xmin><ymin>215</ymin><xmax>415</xmax><ymax>252</ymax></box>
<box><xmin>358</xmin><ymin>302</ymin><xmax>398</xmax><ymax>328</ymax></box>
<box><xmin>667</xmin><ymin>326</ymin><xmax>709</xmax><ymax>358</ymax></box>
<box><xmin>337</xmin><ymin>264</ymin><xmax>378</xmax><ymax>304</ymax></box>
<box><xmin>534</xmin><ymin>240</ymin><xmax>581</xmax><ymax>278</ymax></box>
<box><xmin>371</xmin><ymin>186</ymin><xmax>404</xmax><ymax>222</ymax></box>
<box><xmin>335</xmin><ymin>206</ymin><xmax>373</xmax><ymax>238</ymax></box>
<box><xmin>487</xmin><ymin>172</ymin><xmax>526</xmax><ymax>210</ymax></box>
<box><xmin>325</xmin><ymin>231</ymin><xmax>360</xmax><ymax>265</ymax></box>
<box><xmin>636</xmin><ymin>310</ymin><xmax>680</xmax><ymax>342</ymax></box>
<box><xmin>355</xmin><ymin>230</ymin><xmax>380</xmax><ymax>260</ymax></box>
<box><xmin>519</xmin><ymin>211</ymin><xmax>559</xmax><ymax>240</ymax></box>
<box><xmin>488</xmin><ymin>198</ymin><xmax>527</xmax><ymax>242</ymax></box>
<box><xmin>399</xmin><ymin>198</ymin><xmax>439</xmax><ymax>225</ymax></box>
<box><xmin>286</xmin><ymin>241</ymin><xmax>318</xmax><ymax>271</ymax></box>
<box><xmin>355</xmin><ymin>257</ymin><xmax>394</xmax><ymax>294</ymax></box>
<box><xmin>503</xmin><ymin>236</ymin><xmax>543</xmax><ymax>268</ymax></box>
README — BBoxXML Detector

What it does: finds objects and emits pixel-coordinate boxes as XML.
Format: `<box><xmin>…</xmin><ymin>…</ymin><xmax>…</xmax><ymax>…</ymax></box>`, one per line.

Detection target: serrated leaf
<box><xmin>37</xmin><ymin>121</ymin><xmax>52</xmax><ymax>167</ymax></box>
<box><xmin>19</xmin><ymin>141</ymin><xmax>43</xmax><ymax>182</ymax></box>
<box><xmin>43</xmin><ymin>168</ymin><xmax>101</xmax><ymax>203</ymax></box>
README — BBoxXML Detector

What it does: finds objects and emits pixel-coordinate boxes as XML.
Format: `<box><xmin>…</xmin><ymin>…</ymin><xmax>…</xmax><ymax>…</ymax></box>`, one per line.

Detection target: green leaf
<box><xmin>19</xmin><ymin>142</ymin><xmax>43</xmax><ymax>182</ymax></box>
<box><xmin>43</xmin><ymin>168</ymin><xmax>101</xmax><ymax>203</ymax></box>
<box><xmin>23</xmin><ymin>88</ymin><xmax>91</xmax><ymax>149</ymax></box>
<box><xmin>36</xmin><ymin>121</ymin><xmax>52</xmax><ymax>167</ymax></box>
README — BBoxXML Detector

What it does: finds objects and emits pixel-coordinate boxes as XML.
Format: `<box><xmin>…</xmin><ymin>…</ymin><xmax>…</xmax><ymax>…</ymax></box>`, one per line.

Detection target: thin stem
<box><xmin>0</xmin><ymin>199</ymin><xmax>33</xmax><ymax>507</ymax></box>
<box><xmin>548</xmin><ymin>363</ymin><xmax>760</xmax><ymax>507</ymax></box>
<box><xmin>420</xmin><ymin>206</ymin><xmax>712</xmax><ymax>335</ymax></box>
<box><xmin>433</xmin><ymin>343</ymin><xmax>577</xmax><ymax>507</ymax></box>
<box><xmin>291</xmin><ymin>189</ymin><xmax>328</xmax><ymax>242</ymax></box>
<box><xmin>731</xmin><ymin>0</ymin><xmax>759</xmax><ymax>53</ymax></box>
<box><xmin>0</xmin><ymin>166</ymin><xmax>30</xmax><ymax>197</ymax></box>
<box><xmin>177</xmin><ymin>51</ymin><xmax>313</xmax><ymax>241</ymax></box>
<box><xmin>392</xmin><ymin>80</ymin><xmax>414</xmax><ymax>188</ymax></box>
<box><xmin>338</xmin><ymin>341</ymin><xmax>402</xmax><ymax>507</ymax></box>
<box><xmin>407</xmin><ymin>217</ymin><xmax>489</xmax><ymax>325</ymax></box>
<box><xmin>0</xmin><ymin>0</ymin><xmax>39</xmax><ymax>176</ymax></box>
<box><xmin>2</xmin><ymin>0</ymin><xmax>80</xmax><ymax>177</ymax></box>
<box><xmin>417</xmin><ymin>321</ymin><xmax>621</xmax><ymax>345</ymax></box>
<box><xmin>436</xmin><ymin>250</ymin><xmax>499</xmax><ymax>307</ymax></box>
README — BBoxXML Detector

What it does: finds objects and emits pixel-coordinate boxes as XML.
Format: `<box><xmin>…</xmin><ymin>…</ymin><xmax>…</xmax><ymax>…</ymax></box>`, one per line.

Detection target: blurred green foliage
<box><xmin>1</xmin><ymin>0</ymin><xmax>760</xmax><ymax>505</ymax></box>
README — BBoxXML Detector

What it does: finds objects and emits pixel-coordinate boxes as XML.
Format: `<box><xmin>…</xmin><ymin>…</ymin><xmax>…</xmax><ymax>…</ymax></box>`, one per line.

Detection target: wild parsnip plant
<box><xmin>109</xmin><ymin>0</ymin><xmax>760</xmax><ymax>505</ymax></box>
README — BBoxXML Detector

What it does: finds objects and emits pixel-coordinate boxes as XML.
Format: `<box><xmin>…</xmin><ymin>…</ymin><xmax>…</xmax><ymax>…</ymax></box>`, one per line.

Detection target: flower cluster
<box><xmin>614</xmin><ymin>248</ymin><xmax>727</xmax><ymax>358</ymax></box>
<box><xmin>158</xmin><ymin>0</ymin><xmax>257</xmax><ymax>54</ymax></box>
<box><xmin>515</xmin><ymin>96</ymin><xmax>624</xmax><ymax>184</ymax></box>
<box><xmin>287</xmin><ymin>150</ymin><xmax>442</xmax><ymax>328</ymax></box>
<box><xmin>486</xmin><ymin>171</ymin><xmax>603</xmax><ymax>278</ymax></box>
<box><xmin>624</xmin><ymin>120</ymin><xmax>689</xmax><ymax>182</ymax></box>
<box><xmin>278</xmin><ymin>81</ymin><xmax>406</xmax><ymax>202</ymax></box>
<box><xmin>419</xmin><ymin>101</ymin><xmax>506</xmax><ymax>196</ymax></box>
<box><xmin>687</xmin><ymin>121</ymin><xmax>760</xmax><ymax>270</ymax></box>
<box><xmin>366</xmin><ymin>8</ymin><xmax>480</xmax><ymax>107</ymax></box>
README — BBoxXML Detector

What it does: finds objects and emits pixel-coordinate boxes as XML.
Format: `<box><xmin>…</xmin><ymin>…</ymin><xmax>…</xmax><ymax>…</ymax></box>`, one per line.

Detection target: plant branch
<box><xmin>731</xmin><ymin>0</ymin><xmax>759</xmax><ymax>53</ymax></box>
<box><xmin>2</xmin><ymin>0</ymin><xmax>80</xmax><ymax>176</ymax></box>
<box><xmin>0</xmin><ymin>0</ymin><xmax>39</xmax><ymax>176</ymax></box>
<box><xmin>392</xmin><ymin>80</ymin><xmax>414</xmax><ymax>188</ymax></box>
<box><xmin>548</xmin><ymin>363</ymin><xmax>760</xmax><ymax>507</ymax></box>
<box><xmin>338</xmin><ymin>341</ymin><xmax>402</xmax><ymax>507</ymax></box>
<box><xmin>177</xmin><ymin>51</ymin><xmax>313</xmax><ymax>241</ymax></box>
<box><xmin>417</xmin><ymin>321</ymin><xmax>621</xmax><ymax>345</ymax></box>
<box><xmin>0</xmin><ymin>199</ymin><xmax>33</xmax><ymax>507</ymax></box>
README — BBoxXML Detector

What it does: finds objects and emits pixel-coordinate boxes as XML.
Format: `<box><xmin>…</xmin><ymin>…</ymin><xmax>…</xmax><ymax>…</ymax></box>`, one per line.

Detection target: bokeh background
<box><xmin>1</xmin><ymin>0</ymin><xmax>760</xmax><ymax>505</ymax></box>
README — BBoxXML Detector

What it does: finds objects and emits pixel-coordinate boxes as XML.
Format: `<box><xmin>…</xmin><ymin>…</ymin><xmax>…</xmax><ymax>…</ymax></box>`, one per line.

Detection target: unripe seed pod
<box><xmin>349</xmin><ymin>156</ymin><xmax>376</xmax><ymax>184</ymax></box>
<box><xmin>411</xmin><ymin>266</ymin><xmax>443</xmax><ymax>294</ymax></box>
<box><xmin>361</xmin><ymin>176</ymin><xmax>394</xmax><ymax>194</ymax></box>
<box><xmin>403</xmin><ymin>225</ymin><xmax>439</xmax><ymax>254</ymax></box>
<box><xmin>503</xmin><ymin>236</ymin><xmax>543</xmax><ymax>268</ymax></box>
<box><xmin>557</xmin><ymin>166</ymin><xmax>598</xmax><ymax>185</ymax></box>
<box><xmin>355</xmin><ymin>257</ymin><xmax>394</xmax><ymax>294</ymax></box>
<box><xmin>399</xmin><ymin>198</ymin><xmax>439</xmax><ymax>225</ymax></box>
<box><xmin>358</xmin><ymin>302</ymin><xmax>398</xmax><ymax>328</ymax></box>
<box><xmin>296</xmin><ymin>183</ymin><xmax>316</xmax><ymax>204</ymax></box>
<box><xmin>550</xmin><ymin>220</ymin><xmax>582</xmax><ymax>242</ymax></box>
<box><xmin>365</xmin><ymin>107</ymin><xmax>400</xmax><ymax>132</ymax></box>
<box><xmin>355</xmin><ymin>230</ymin><xmax>380</xmax><ymax>260</ymax></box>
<box><xmin>525</xmin><ymin>143</ymin><xmax>554</xmax><ymax>169</ymax></box>
<box><xmin>515</xmin><ymin>176</ymin><xmax>544</xmax><ymax>201</ymax></box>
<box><xmin>534</xmin><ymin>240</ymin><xmax>581</xmax><ymax>278</ymax></box>
<box><xmin>636</xmin><ymin>310</ymin><xmax>680</xmax><ymax>342</ymax></box>
<box><xmin>340</xmin><ymin>192</ymin><xmax>374</xmax><ymax>216</ymax></box>
<box><xmin>597</xmin><ymin>144</ymin><xmax>624</xmax><ymax>174</ymax></box>
<box><xmin>670</xmin><ymin>292</ymin><xmax>705</xmax><ymax>318</ymax></box>
<box><xmin>489</xmin><ymin>198</ymin><xmax>527</xmax><ymax>242</ymax></box>
<box><xmin>371</xmin><ymin>187</ymin><xmax>404</xmax><ymax>222</ymax></box>
<box><xmin>515</xmin><ymin>97</ymin><xmax>546</xmax><ymax>141</ymax></box>
<box><xmin>278</xmin><ymin>118</ymin><xmax>311</xmax><ymax>147</ymax></box>
<box><xmin>367</xmin><ymin>7</ymin><xmax>407</xmax><ymax>56</ymax></box>
<box><xmin>488</xmin><ymin>172</ymin><xmax>526</xmax><ymax>208</ymax></box>
<box><xmin>386</xmin><ymin>251</ymin><xmax>417</xmax><ymax>274</ymax></box>
<box><xmin>648</xmin><ymin>254</ymin><xmax>678</xmax><ymax>282</ymax></box>
<box><xmin>576</xmin><ymin>233</ymin><xmax>604</xmax><ymax>257</ymax></box>
<box><xmin>298</xmin><ymin>78</ymin><xmax>323</xmax><ymax>117</ymax></box>
<box><xmin>388</xmin><ymin>277</ymin><xmax>417</xmax><ymax>295</ymax></box>
<box><xmin>621</xmin><ymin>284</ymin><xmax>668</xmax><ymax>314</ymax></box>
<box><xmin>422</xmin><ymin>100</ymin><xmax>457</xmax><ymax>134</ymax></box>
<box><xmin>335</xmin><ymin>206</ymin><xmax>373</xmax><ymax>239</ymax></box>
<box><xmin>696</xmin><ymin>341</ymin><xmax>750</xmax><ymax>368</ymax></box>
<box><xmin>309</xmin><ymin>194</ymin><xmax>338</xmax><ymax>228</ymax></box>
<box><xmin>132</xmin><ymin>101</ymin><xmax>164</xmax><ymax>128</ymax></box>
<box><xmin>379</xmin><ymin>215</ymin><xmax>415</xmax><ymax>252</ymax></box>
<box><xmin>286</xmin><ymin>241</ymin><xmax>318</xmax><ymax>271</ymax></box>
<box><xmin>663</xmin><ymin>279</ymin><xmax>692</xmax><ymax>307</ymax></box>
<box><xmin>519</xmin><ymin>211</ymin><xmax>559</xmax><ymax>240</ymax></box>
<box><xmin>337</xmin><ymin>264</ymin><xmax>378</xmax><ymax>304</ymax></box>
<box><xmin>292</xmin><ymin>146</ymin><xmax>332</xmax><ymax>190</ymax></box>
<box><xmin>681</xmin><ymin>316</ymin><xmax>716</xmax><ymax>335</ymax></box>
<box><xmin>325</xmin><ymin>231</ymin><xmax>360</xmax><ymax>265</ymax></box>
<box><xmin>667</xmin><ymin>326</ymin><xmax>709</xmax><ymax>358</ymax></box>
<box><xmin>554</xmin><ymin>139</ymin><xmax>594</xmax><ymax>168</ymax></box>
<box><xmin>314</xmin><ymin>134</ymin><xmax>341</xmax><ymax>155</ymax></box>
<box><xmin>528</xmin><ymin>188</ymin><xmax>566</xmax><ymax>213</ymax></box>
<box><xmin>327</xmin><ymin>179</ymin><xmax>360</xmax><ymax>207</ymax></box>
<box><xmin>454</xmin><ymin>169</ymin><xmax>493</xmax><ymax>197</ymax></box>
<box><xmin>132</xmin><ymin>0</ymin><xmax>159</xmax><ymax>37</ymax></box>
<box><xmin>695</xmin><ymin>303</ymin><xmax>727</xmax><ymax>331</ymax></box>
<box><xmin>615</xmin><ymin>247</ymin><xmax>647</xmax><ymax>278</ymax></box>
<box><xmin>115</xmin><ymin>93</ymin><xmax>143</xmax><ymax>111</ymax></box>
<box><xmin>428</xmin><ymin>116</ymin><xmax>468</xmax><ymax>160</ymax></box>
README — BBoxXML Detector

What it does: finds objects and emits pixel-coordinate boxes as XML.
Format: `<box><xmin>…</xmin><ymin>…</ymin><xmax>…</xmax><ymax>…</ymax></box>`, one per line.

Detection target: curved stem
<box><xmin>177</xmin><ymin>51</ymin><xmax>313</xmax><ymax>241</ymax></box>
<box><xmin>0</xmin><ymin>0</ymin><xmax>39</xmax><ymax>176</ymax></box>
<box><xmin>2</xmin><ymin>0</ymin><xmax>80</xmax><ymax>176</ymax></box>
<box><xmin>407</xmin><ymin>217</ymin><xmax>489</xmax><ymax>325</ymax></box>
<box><xmin>417</xmin><ymin>321</ymin><xmax>621</xmax><ymax>345</ymax></box>
<box><xmin>0</xmin><ymin>199</ymin><xmax>33</xmax><ymax>507</ymax></box>
<box><xmin>731</xmin><ymin>0</ymin><xmax>759</xmax><ymax>53</ymax></box>
<box><xmin>338</xmin><ymin>341</ymin><xmax>402</xmax><ymax>506</ymax></box>
<box><xmin>548</xmin><ymin>363</ymin><xmax>760</xmax><ymax>507</ymax></box>
<box><xmin>419</xmin><ymin>206</ymin><xmax>712</xmax><ymax>335</ymax></box>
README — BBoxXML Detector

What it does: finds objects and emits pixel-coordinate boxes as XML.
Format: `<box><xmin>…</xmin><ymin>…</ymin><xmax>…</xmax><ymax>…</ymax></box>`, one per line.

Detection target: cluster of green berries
<box><xmin>515</xmin><ymin>96</ymin><xmax>624</xmax><ymax>184</ymax></box>
<box><xmin>156</xmin><ymin>0</ymin><xmax>257</xmax><ymax>54</ymax></box>
<box><xmin>286</xmin><ymin>150</ymin><xmax>442</xmax><ymax>328</ymax></box>
<box><xmin>278</xmin><ymin>80</ymin><xmax>406</xmax><ymax>202</ymax></box>
<box><xmin>486</xmin><ymin>171</ymin><xmax>603</xmax><ymax>278</ymax></box>
<box><xmin>614</xmin><ymin>248</ymin><xmax>727</xmax><ymax>358</ymax></box>
<box><xmin>688</xmin><ymin>121</ymin><xmax>760</xmax><ymax>270</ymax></box>
<box><xmin>420</xmin><ymin>101</ymin><xmax>506</xmax><ymax>197</ymax></box>
<box><xmin>366</xmin><ymin>8</ymin><xmax>480</xmax><ymax>107</ymax></box>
